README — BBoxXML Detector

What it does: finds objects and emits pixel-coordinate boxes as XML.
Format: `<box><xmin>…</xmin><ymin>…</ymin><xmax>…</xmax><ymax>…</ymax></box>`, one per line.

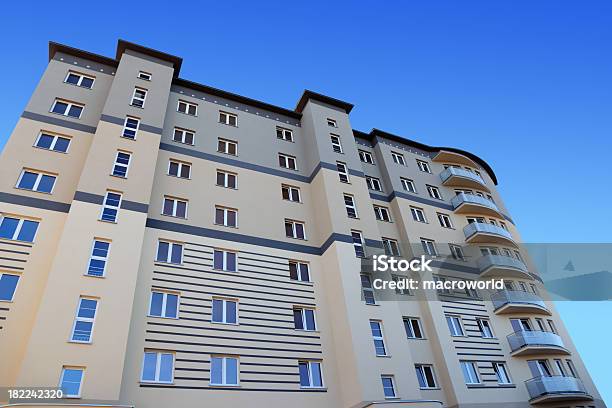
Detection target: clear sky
<box><xmin>1</xmin><ymin>0</ymin><xmax>610</xmax><ymax>403</ymax></box>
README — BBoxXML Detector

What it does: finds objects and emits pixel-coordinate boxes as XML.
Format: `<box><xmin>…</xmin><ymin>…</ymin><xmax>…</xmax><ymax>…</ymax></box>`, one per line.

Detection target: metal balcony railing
<box><xmin>507</xmin><ymin>330</ymin><xmax>566</xmax><ymax>353</ymax></box>
<box><xmin>478</xmin><ymin>254</ymin><xmax>527</xmax><ymax>274</ymax></box>
<box><xmin>491</xmin><ymin>290</ymin><xmax>546</xmax><ymax>311</ymax></box>
<box><xmin>464</xmin><ymin>222</ymin><xmax>514</xmax><ymax>241</ymax></box>
<box><xmin>525</xmin><ymin>376</ymin><xmax>588</xmax><ymax>400</ymax></box>
<box><xmin>451</xmin><ymin>192</ymin><xmax>500</xmax><ymax>212</ymax></box>
<box><xmin>440</xmin><ymin>167</ymin><xmax>486</xmax><ymax>185</ymax></box>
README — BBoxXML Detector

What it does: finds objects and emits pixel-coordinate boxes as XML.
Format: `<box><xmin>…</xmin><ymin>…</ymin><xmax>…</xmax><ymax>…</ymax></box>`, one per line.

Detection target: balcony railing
<box><xmin>526</xmin><ymin>376</ymin><xmax>590</xmax><ymax>402</ymax></box>
<box><xmin>478</xmin><ymin>254</ymin><xmax>528</xmax><ymax>278</ymax></box>
<box><xmin>440</xmin><ymin>167</ymin><xmax>487</xmax><ymax>189</ymax></box>
<box><xmin>507</xmin><ymin>330</ymin><xmax>569</xmax><ymax>355</ymax></box>
<box><xmin>463</xmin><ymin>222</ymin><xmax>515</xmax><ymax>246</ymax></box>
<box><xmin>452</xmin><ymin>192</ymin><xmax>500</xmax><ymax>212</ymax></box>
<box><xmin>491</xmin><ymin>290</ymin><xmax>549</xmax><ymax>314</ymax></box>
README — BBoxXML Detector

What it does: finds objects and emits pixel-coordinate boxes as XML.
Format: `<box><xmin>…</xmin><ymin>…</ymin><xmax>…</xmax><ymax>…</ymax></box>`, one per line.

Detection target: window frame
<box><xmin>64</xmin><ymin>71</ymin><xmax>95</xmax><ymax>89</ymax></box>
<box><xmin>344</xmin><ymin>194</ymin><xmax>358</xmax><ymax>218</ymax></box>
<box><xmin>460</xmin><ymin>361</ymin><xmax>481</xmax><ymax>385</ymax></box>
<box><xmin>403</xmin><ymin>317</ymin><xmax>424</xmax><ymax>339</ymax></box>
<box><xmin>493</xmin><ymin>362</ymin><xmax>512</xmax><ymax>384</ymax></box>
<box><xmin>285</xmin><ymin>219</ymin><xmax>306</xmax><ymax>240</ymax></box>
<box><xmin>415</xmin><ymin>364</ymin><xmax>437</xmax><ymax>389</ymax></box>
<box><xmin>213</xmin><ymin>249</ymin><xmax>238</xmax><ymax>272</ymax></box>
<box><xmin>336</xmin><ymin>161</ymin><xmax>350</xmax><ymax>183</ymax></box>
<box><xmin>100</xmin><ymin>191</ymin><xmax>122</xmax><ymax>223</ymax></box>
<box><xmin>111</xmin><ymin>151</ymin><xmax>132</xmax><ymax>178</ymax></box>
<box><xmin>298</xmin><ymin>360</ymin><xmax>324</xmax><ymax>388</ymax></box>
<box><xmin>34</xmin><ymin>131</ymin><xmax>71</xmax><ymax>153</ymax></box>
<box><xmin>130</xmin><ymin>87</ymin><xmax>147</xmax><ymax>108</ymax></box>
<box><xmin>330</xmin><ymin>134</ymin><xmax>343</xmax><ymax>153</ymax></box>
<box><xmin>382</xmin><ymin>238</ymin><xmax>400</xmax><ymax>256</ymax></box>
<box><xmin>410</xmin><ymin>207</ymin><xmax>427</xmax><ymax>223</ymax></box>
<box><xmin>278</xmin><ymin>153</ymin><xmax>298</xmax><ymax>170</ymax></box>
<box><xmin>155</xmin><ymin>240</ymin><xmax>183</xmax><ymax>265</ymax></box>
<box><xmin>358</xmin><ymin>150</ymin><xmax>374</xmax><ymax>164</ymax></box>
<box><xmin>162</xmin><ymin>196</ymin><xmax>188</xmax><ymax>219</ymax></box>
<box><xmin>293</xmin><ymin>306</ymin><xmax>317</xmax><ymax>331</ymax></box>
<box><xmin>140</xmin><ymin>351</ymin><xmax>175</xmax><ymax>384</ymax></box>
<box><xmin>427</xmin><ymin>185</ymin><xmax>443</xmax><ymax>200</ymax></box>
<box><xmin>217</xmin><ymin>170</ymin><xmax>237</xmax><ymax>189</ymax></box>
<box><xmin>391</xmin><ymin>151</ymin><xmax>406</xmax><ymax>165</ymax></box>
<box><xmin>327</xmin><ymin>118</ymin><xmax>337</xmax><ymax>127</ymax></box>
<box><xmin>215</xmin><ymin>206</ymin><xmax>238</xmax><ymax>228</ymax></box>
<box><xmin>289</xmin><ymin>261</ymin><xmax>310</xmax><ymax>282</ymax></box>
<box><xmin>122</xmin><ymin>116</ymin><xmax>140</xmax><ymax>140</ymax></box>
<box><xmin>16</xmin><ymin>169</ymin><xmax>57</xmax><ymax>194</ymax></box>
<box><xmin>0</xmin><ymin>215</ymin><xmax>39</xmax><ymax>243</ymax></box>
<box><xmin>446</xmin><ymin>315</ymin><xmax>465</xmax><ymax>337</ymax></box>
<box><xmin>172</xmin><ymin>127</ymin><xmax>195</xmax><ymax>145</ymax></box>
<box><xmin>276</xmin><ymin>126</ymin><xmax>294</xmax><ymax>142</ymax></box>
<box><xmin>360</xmin><ymin>273</ymin><xmax>375</xmax><ymax>305</ymax></box>
<box><xmin>437</xmin><ymin>213</ymin><xmax>453</xmax><ymax>228</ymax></box>
<box><xmin>366</xmin><ymin>176</ymin><xmax>382</xmax><ymax>192</ymax></box>
<box><xmin>417</xmin><ymin>159</ymin><xmax>431</xmax><ymax>173</ymax></box>
<box><xmin>381</xmin><ymin>375</ymin><xmax>396</xmax><ymax>399</ymax></box>
<box><xmin>351</xmin><ymin>230</ymin><xmax>366</xmax><ymax>258</ymax></box>
<box><xmin>177</xmin><ymin>100</ymin><xmax>198</xmax><ymax>116</ymax></box>
<box><xmin>373</xmin><ymin>205</ymin><xmax>392</xmax><ymax>222</ymax></box>
<box><xmin>138</xmin><ymin>71</ymin><xmax>152</xmax><ymax>81</ymax></box>
<box><xmin>86</xmin><ymin>239</ymin><xmax>110</xmax><ymax>277</ymax></box>
<box><xmin>400</xmin><ymin>177</ymin><xmax>416</xmax><ymax>193</ymax></box>
<box><xmin>0</xmin><ymin>272</ymin><xmax>20</xmax><ymax>302</ymax></box>
<box><xmin>370</xmin><ymin>320</ymin><xmax>387</xmax><ymax>356</ymax></box>
<box><xmin>168</xmin><ymin>160</ymin><xmax>191</xmax><ymax>179</ymax></box>
<box><xmin>477</xmin><ymin>318</ymin><xmax>495</xmax><ymax>338</ymax></box>
<box><xmin>219</xmin><ymin>111</ymin><xmax>238</xmax><ymax>126</ymax></box>
<box><xmin>50</xmin><ymin>99</ymin><xmax>84</xmax><ymax>118</ymax></box>
<box><xmin>70</xmin><ymin>297</ymin><xmax>98</xmax><ymax>343</ymax></box>
<box><xmin>148</xmin><ymin>290</ymin><xmax>180</xmax><ymax>319</ymax></box>
<box><xmin>211</xmin><ymin>297</ymin><xmax>239</xmax><ymax>325</ymax></box>
<box><xmin>59</xmin><ymin>367</ymin><xmax>84</xmax><ymax>398</ymax></box>
<box><xmin>210</xmin><ymin>356</ymin><xmax>240</xmax><ymax>386</ymax></box>
<box><xmin>218</xmin><ymin>138</ymin><xmax>238</xmax><ymax>156</ymax></box>
<box><xmin>282</xmin><ymin>184</ymin><xmax>301</xmax><ymax>202</ymax></box>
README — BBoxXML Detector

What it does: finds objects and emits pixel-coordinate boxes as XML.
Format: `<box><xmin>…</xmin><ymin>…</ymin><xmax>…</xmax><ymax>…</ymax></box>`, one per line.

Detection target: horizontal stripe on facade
<box><xmin>21</xmin><ymin>111</ymin><xmax>97</xmax><ymax>133</ymax></box>
<box><xmin>145</xmin><ymin>338</ymin><xmax>323</xmax><ymax>354</ymax></box>
<box><xmin>100</xmin><ymin>114</ymin><xmax>163</xmax><ymax>135</ymax></box>
<box><xmin>148</xmin><ymin>321</ymin><xmax>320</xmax><ymax>340</ymax></box>
<box><xmin>73</xmin><ymin>191</ymin><xmax>149</xmax><ymax>213</ymax></box>
<box><xmin>0</xmin><ymin>191</ymin><xmax>71</xmax><ymax>213</ymax></box>
<box><xmin>140</xmin><ymin>384</ymin><xmax>327</xmax><ymax>392</ymax></box>
<box><xmin>146</xmin><ymin>330</ymin><xmax>321</xmax><ymax>347</ymax></box>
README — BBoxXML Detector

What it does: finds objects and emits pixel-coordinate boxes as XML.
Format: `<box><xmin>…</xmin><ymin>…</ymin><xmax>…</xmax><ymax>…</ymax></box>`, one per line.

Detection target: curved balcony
<box><xmin>432</xmin><ymin>150</ymin><xmax>481</xmax><ymax>168</ymax></box>
<box><xmin>478</xmin><ymin>254</ymin><xmax>530</xmax><ymax>278</ymax></box>
<box><xmin>491</xmin><ymin>290</ymin><xmax>550</xmax><ymax>315</ymax></box>
<box><xmin>451</xmin><ymin>193</ymin><xmax>503</xmax><ymax>218</ymax></box>
<box><xmin>526</xmin><ymin>376</ymin><xmax>592</xmax><ymax>404</ymax></box>
<box><xmin>463</xmin><ymin>222</ymin><xmax>517</xmax><ymax>247</ymax></box>
<box><xmin>507</xmin><ymin>330</ymin><xmax>570</xmax><ymax>356</ymax></box>
<box><xmin>440</xmin><ymin>167</ymin><xmax>489</xmax><ymax>192</ymax></box>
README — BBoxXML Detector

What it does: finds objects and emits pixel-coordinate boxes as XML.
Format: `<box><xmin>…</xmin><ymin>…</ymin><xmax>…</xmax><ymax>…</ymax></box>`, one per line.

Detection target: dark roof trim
<box><xmin>295</xmin><ymin>90</ymin><xmax>354</xmax><ymax>114</ymax></box>
<box><xmin>49</xmin><ymin>41</ymin><xmax>118</xmax><ymax>68</ymax></box>
<box><xmin>356</xmin><ymin>128</ymin><xmax>498</xmax><ymax>185</ymax></box>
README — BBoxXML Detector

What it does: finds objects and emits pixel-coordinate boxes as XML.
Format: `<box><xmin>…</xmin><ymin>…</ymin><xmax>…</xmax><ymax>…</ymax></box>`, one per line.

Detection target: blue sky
<box><xmin>1</xmin><ymin>0</ymin><xmax>610</xmax><ymax>402</ymax></box>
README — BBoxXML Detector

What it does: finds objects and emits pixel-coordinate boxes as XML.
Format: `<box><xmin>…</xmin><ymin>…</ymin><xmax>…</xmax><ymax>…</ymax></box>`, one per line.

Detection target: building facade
<box><xmin>0</xmin><ymin>40</ymin><xmax>605</xmax><ymax>408</ymax></box>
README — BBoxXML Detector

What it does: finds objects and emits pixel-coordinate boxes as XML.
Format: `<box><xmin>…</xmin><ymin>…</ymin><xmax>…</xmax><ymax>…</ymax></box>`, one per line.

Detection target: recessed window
<box><xmin>289</xmin><ymin>261</ymin><xmax>310</xmax><ymax>282</ymax></box>
<box><xmin>162</xmin><ymin>197</ymin><xmax>188</xmax><ymax>219</ymax></box>
<box><xmin>149</xmin><ymin>291</ymin><xmax>179</xmax><ymax>319</ymax></box>
<box><xmin>415</xmin><ymin>364</ymin><xmax>437</xmax><ymax>389</ymax></box>
<box><xmin>410</xmin><ymin>207</ymin><xmax>426</xmax><ymax>223</ymax></box>
<box><xmin>360</xmin><ymin>274</ymin><xmax>375</xmax><ymax>305</ymax></box>
<box><xmin>276</xmin><ymin>127</ymin><xmax>293</xmax><ymax>142</ymax></box>
<box><xmin>285</xmin><ymin>219</ymin><xmax>306</xmax><ymax>239</ymax></box>
<box><xmin>344</xmin><ymin>194</ymin><xmax>358</xmax><ymax>218</ymax></box>
<box><xmin>359</xmin><ymin>150</ymin><xmax>374</xmax><ymax>164</ymax></box>
<box><xmin>293</xmin><ymin>307</ymin><xmax>316</xmax><ymax>331</ymax></box>
<box><xmin>156</xmin><ymin>240</ymin><xmax>183</xmax><ymax>264</ymax></box>
<box><xmin>477</xmin><ymin>318</ymin><xmax>494</xmax><ymax>338</ymax></box>
<box><xmin>427</xmin><ymin>185</ymin><xmax>442</xmax><ymax>200</ymax></box>
<box><xmin>212</xmin><ymin>298</ymin><xmax>238</xmax><ymax>324</ymax></box>
<box><xmin>374</xmin><ymin>205</ymin><xmax>391</xmax><ymax>222</ymax></box>
<box><xmin>141</xmin><ymin>351</ymin><xmax>174</xmax><ymax>383</ymax></box>
<box><xmin>219</xmin><ymin>111</ymin><xmax>238</xmax><ymax>126</ymax></box>
<box><xmin>437</xmin><ymin>213</ymin><xmax>453</xmax><ymax>228</ymax></box>
<box><xmin>417</xmin><ymin>160</ymin><xmax>431</xmax><ymax>173</ymax></box>
<box><xmin>336</xmin><ymin>161</ymin><xmax>349</xmax><ymax>183</ymax></box>
<box><xmin>131</xmin><ymin>88</ymin><xmax>147</xmax><ymax>108</ymax></box>
<box><xmin>299</xmin><ymin>361</ymin><xmax>323</xmax><ymax>388</ymax></box>
<box><xmin>449</xmin><ymin>244</ymin><xmax>465</xmax><ymax>261</ymax></box>
<box><xmin>391</xmin><ymin>275</ymin><xmax>411</xmax><ymax>295</ymax></box>
<box><xmin>111</xmin><ymin>151</ymin><xmax>131</xmax><ymax>178</ymax></box>
<box><xmin>215</xmin><ymin>206</ymin><xmax>238</xmax><ymax>228</ymax></box>
<box><xmin>210</xmin><ymin>356</ymin><xmax>239</xmax><ymax>386</ymax></box>
<box><xmin>213</xmin><ymin>249</ymin><xmax>237</xmax><ymax>272</ymax></box>
<box><xmin>460</xmin><ymin>361</ymin><xmax>480</xmax><ymax>385</ymax></box>
<box><xmin>403</xmin><ymin>317</ymin><xmax>424</xmax><ymax>339</ymax></box>
<box><xmin>217</xmin><ymin>170</ymin><xmax>237</xmax><ymax>189</ymax></box>
<box><xmin>327</xmin><ymin>118</ymin><xmax>337</xmax><ymax>127</ymax></box>
<box><xmin>279</xmin><ymin>153</ymin><xmax>297</xmax><ymax>170</ymax></box>
<box><xmin>493</xmin><ymin>362</ymin><xmax>512</xmax><ymax>384</ymax></box>
<box><xmin>0</xmin><ymin>273</ymin><xmax>20</xmax><ymax>301</ymax></box>
<box><xmin>352</xmin><ymin>230</ymin><xmax>365</xmax><ymax>258</ymax></box>
<box><xmin>177</xmin><ymin>100</ymin><xmax>197</xmax><ymax>116</ymax></box>
<box><xmin>330</xmin><ymin>134</ymin><xmax>343</xmax><ymax>153</ymax></box>
<box><xmin>59</xmin><ymin>367</ymin><xmax>84</xmax><ymax>398</ymax></box>
<box><xmin>70</xmin><ymin>297</ymin><xmax>98</xmax><ymax>343</ymax></box>
<box><xmin>168</xmin><ymin>160</ymin><xmax>191</xmax><ymax>179</ymax></box>
<box><xmin>382</xmin><ymin>238</ymin><xmax>400</xmax><ymax>256</ymax></box>
<box><xmin>218</xmin><ymin>138</ymin><xmax>238</xmax><ymax>156</ymax></box>
<box><xmin>366</xmin><ymin>176</ymin><xmax>382</xmax><ymax>192</ymax></box>
<box><xmin>100</xmin><ymin>191</ymin><xmax>121</xmax><ymax>223</ymax></box>
<box><xmin>381</xmin><ymin>375</ymin><xmax>396</xmax><ymax>398</ymax></box>
<box><xmin>446</xmin><ymin>315</ymin><xmax>464</xmax><ymax>337</ymax></box>
<box><xmin>391</xmin><ymin>152</ymin><xmax>405</xmax><ymax>165</ymax></box>
<box><xmin>35</xmin><ymin>132</ymin><xmax>70</xmax><ymax>152</ymax></box>
<box><xmin>16</xmin><ymin>169</ymin><xmax>56</xmax><ymax>193</ymax></box>
<box><xmin>173</xmin><ymin>128</ymin><xmax>195</xmax><ymax>145</ymax></box>
<box><xmin>400</xmin><ymin>177</ymin><xmax>416</xmax><ymax>193</ymax></box>
<box><xmin>0</xmin><ymin>216</ymin><xmax>39</xmax><ymax>243</ymax></box>
<box><xmin>64</xmin><ymin>71</ymin><xmax>94</xmax><ymax>89</ymax></box>
<box><xmin>51</xmin><ymin>99</ymin><xmax>84</xmax><ymax>118</ymax></box>
<box><xmin>86</xmin><ymin>239</ymin><xmax>110</xmax><ymax>277</ymax></box>
<box><xmin>122</xmin><ymin>116</ymin><xmax>140</xmax><ymax>139</ymax></box>
<box><xmin>370</xmin><ymin>320</ymin><xmax>387</xmax><ymax>356</ymax></box>
<box><xmin>138</xmin><ymin>71</ymin><xmax>152</xmax><ymax>81</ymax></box>
<box><xmin>282</xmin><ymin>185</ymin><xmax>301</xmax><ymax>202</ymax></box>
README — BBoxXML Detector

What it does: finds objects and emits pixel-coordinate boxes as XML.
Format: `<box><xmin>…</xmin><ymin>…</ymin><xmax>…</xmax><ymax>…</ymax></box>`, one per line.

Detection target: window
<box><xmin>219</xmin><ymin>111</ymin><xmax>238</xmax><ymax>126</ymax></box>
<box><xmin>337</xmin><ymin>161</ymin><xmax>349</xmax><ymax>183</ymax></box>
<box><xmin>330</xmin><ymin>134</ymin><xmax>343</xmax><ymax>153</ymax></box>
<box><xmin>138</xmin><ymin>71</ymin><xmax>152</xmax><ymax>81</ymax></box>
<box><xmin>172</xmin><ymin>128</ymin><xmax>195</xmax><ymax>145</ymax></box>
<box><xmin>122</xmin><ymin>116</ymin><xmax>140</xmax><ymax>139</ymax></box>
<box><xmin>391</xmin><ymin>275</ymin><xmax>411</xmax><ymax>295</ymax></box>
<box><xmin>111</xmin><ymin>151</ymin><xmax>131</xmax><ymax>178</ymax></box>
<box><xmin>279</xmin><ymin>153</ymin><xmax>297</xmax><ymax>170</ymax></box>
<box><xmin>70</xmin><ymin>297</ymin><xmax>98</xmax><ymax>342</ymax></box>
<box><xmin>366</xmin><ymin>176</ymin><xmax>382</xmax><ymax>191</ymax></box>
<box><xmin>213</xmin><ymin>249</ymin><xmax>237</xmax><ymax>272</ymax></box>
<box><xmin>437</xmin><ymin>213</ymin><xmax>453</xmax><ymax>228</ymax></box>
<box><xmin>421</xmin><ymin>238</ymin><xmax>437</xmax><ymax>256</ymax></box>
<box><xmin>427</xmin><ymin>185</ymin><xmax>442</xmax><ymax>200</ymax></box>
<box><xmin>403</xmin><ymin>317</ymin><xmax>424</xmax><ymax>339</ymax></box>
<box><xmin>0</xmin><ymin>273</ymin><xmax>19</xmax><ymax>301</ymax></box>
<box><xmin>411</xmin><ymin>207</ymin><xmax>426</xmax><ymax>223</ymax></box>
<box><xmin>156</xmin><ymin>240</ymin><xmax>183</xmax><ymax>264</ymax></box>
<box><xmin>547</xmin><ymin>319</ymin><xmax>557</xmax><ymax>334</ymax></box>
<box><xmin>217</xmin><ymin>171</ymin><xmax>237</xmax><ymax>189</ymax></box>
<box><xmin>370</xmin><ymin>321</ymin><xmax>387</xmax><ymax>356</ymax></box>
<box><xmin>215</xmin><ymin>207</ymin><xmax>238</xmax><ymax>228</ymax></box>
<box><xmin>381</xmin><ymin>376</ymin><xmax>396</xmax><ymax>398</ymax></box>
<box><xmin>276</xmin><ymin>126</ymin><xmax>293</xmax><ymax>141</ymax></box>
<box><xmin>141</xmin><ymin>351</ymin><xmax>174</xmax><ymax>383</ymax></box>
<box><xmin>86</xmin><ymin>240</ymin><xmax>110</xmax><ymax>277</ymax></box>
<box><xmin>177</xmin><ymin>100</ymin><xmax>197</xmax><ymax>116</ymax></box>
<box><xmin>434</xmin><ymin>276</ymin><xmax>452</xmax><ymax>294</ymax></box>
<box><xmin>327</xmin><ymin>118</ymin><xmax>337</xmax><ymax>127</ymax></box>
<box><xmin>359</xmin><ymin>150</ymin><xmax>374</xmax><ymax>164</ymax></box>
<box><xmin>162</xmin><ymin>197</ymin><xmax>188</xmax><ymax>218</ymax></box>
<box><xmin>344</xmin><ymin>194</ymin><xmax>358</xmax><ymax>218</ymax></box>
<box><xmin>149</xmin><ymin>291</ymin><xmax>179</xmax><ymax>319</ymax></box>
<box><xmin>566</xmin><ymin>359</ymin><xmax>578</xmax><ymax>378</ymax></box>
<box><xmin>374</xmin><ymin>205</ymin><xmax>391</xmax><ymax>222</ymax></box>
<box><xmin>510</xmin><ymin>318</ymin><xmax>532</xmax><ymax>332</ymax></box>
<box><xmin>289</xmin><ymin>261</ymin><xmax>310</xmax><ymax>282</ymax></box>
<box><xmin>382</xmin><ymin>238</ymin><xmax>400</xmax><ymax>256</ymax></box>
<box><xmin>299</xmin><ymin>361</ymin><xmax>323</xmax><ymax>388</ymax></box>
<box><xmin>51</xmin><ymin>99</ymin><xmax>83</xmax><ymax>118</ymax></box>
<box><xmin>477</xmin><ymin>319</ymin><xmax>494</xmax><ymax>338</ymax></box>
<box><xmin>16</xmin><ymin>170</ymin><xmax>56</xmax><ymax>193</ymax></box>
<box><xmin>449</xmin><ymin>244</ymin><xmax>465</xmax><ymax>261</ymax></box>
<box><xmin>446</xmin><ymin>315</ymin><xmax>464</xmax><ymax>336</ymax></box>
<box><xmin>0</xmin><ymin>216</ymin><xmax>39</xmax><ymax>242</ymax></box>
<box><xmin>500</xmin><ymin>221</ymin><xmax>508</xmax><ymax>230</ymax></box>
<box><xmin>352</xmin><ymin>230</ymin><xmax>365</xmax><ymax>258</ymax></box>
<box><xmin>218</xmin><ymin>138</ymin><xmax>238</xmax><ymax>156</ymax></box>
<box><xmin>212</xmin><ymin>298</ymin><xmax>238</xmax><ymax>324</ymax></box>
<box><xmin>210</xmin><ymin>356</ymin><xmax>239</xmax><ymax>386</ymax></box>
<box><xmin>417</xmin><ymin>160</ymin><xmax>431</xmax><ymax>173</ymax></box>
<box><xmin>400</xmin><ymin>177</ymin><xmax>416</xmax><ymax>193</ymax></box>
<box><xmin>65</xmin><ymin>71</ymin><xmax>94</xmax><ymax>88</ymax></box>
<box><xmin>131</xmin><ymin>88</ymin><xmax>147</xmax><ymax>108</ymax></box>
<box><xmin>391</xmin><ymin>151</ymin><xmax>405</xmax><ymax>165</ymax></box>
<box><xmin>415</xmin><ymin>365</ymin><xmax>437</xmax><ymax>389</ymax></box>
<box><xmin>35</xmin><ymin>132</ymin><xmax>70</xmax><ymax>152</ymax></box>
<box><xmin>59</xmin><ymin>367</ymin><xmax>84</xmax><ymax>397</ymax></box>
<box><xmin>460</xmin><ymin>361</ymin><xmax>480</xmax><ymax>384</ymax></box>
<box><xmin>285</xmin><ymin>219</ymin><xmax>306</xmax><ymax>239</ymax></box>
<box><xmin>100</xmin><ymin>192</ymin><xmax>121</xmax><ymax>222</ymax></box>
<box><xmin>168</xmin><ymin>160</ymin><xmax>191</xmax><ymax>179</ymax></box>
<box><xmin>282</xmin><ymin>185</ymin><xmax>300</xmax><ymax>202</ymax></box>
<box><xmin>294</xmin><ymin>307</ymin><xmax>316</xmax><ymax>331</ymax></box>
<box><xmin>493</xmin><ymin>362</ymin><xmax>512</xmax><ymax>384</ymax></box>
<box><xmin>361</xmin><ymin>274</ymin><xmax>375</xmax><ymax>305</ymax></box>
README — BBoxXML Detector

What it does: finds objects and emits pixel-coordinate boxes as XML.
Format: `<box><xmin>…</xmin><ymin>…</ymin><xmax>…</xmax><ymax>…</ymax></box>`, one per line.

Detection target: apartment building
<box><xmin>0</xmin><ymin>40</ymin><xmax>605</xmax><ymax>408</ymax></box>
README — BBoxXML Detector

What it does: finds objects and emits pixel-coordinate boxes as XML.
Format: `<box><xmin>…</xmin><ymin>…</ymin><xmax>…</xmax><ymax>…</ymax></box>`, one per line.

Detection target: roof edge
<box><xmin>116</xmin><ymin>39</ymin><xmax>183</xmax><ymax>77</ymax></box>
<box><xmin>49</xmin><ymin>41</ymin><xmax>118</xmax><ymax>67</ymax></box>
<box><xmin>295</xmin><ymin>90</ymin><xmax>354</xmax><ymax>114</ymax></box>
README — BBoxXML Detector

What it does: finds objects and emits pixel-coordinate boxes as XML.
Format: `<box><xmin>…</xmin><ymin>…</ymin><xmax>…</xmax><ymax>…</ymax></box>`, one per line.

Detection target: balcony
<box><xmin>451</xmin><ymin>193</ymin><xmax>503</xmax><ymax>218</ymax></box>
<box><xmin>440</xmin><ymin>167</ymin><xmax>489</xmax><ymax>191</ymax></box>
<box><xmin>478</xmin><ymin>254</ymin><xmax>530</xmax><ymax>278</ymax></box>
<box><xmin>491</xmin><ymin>290</ymin><xmax>551</xmax><ymax>315</ymax></box>
<box><xmin>432</xmin><ymin>150</ymin><xmax>481</xmax><ymax>168</ymax></box>
<box><xmin>507</xmin><ymin>330</ymin><xmax>570</xmax><ymax>356</ymax></box>
<box><xmin>526</xmin><ymin>376</ymin><xmax>592</xmax><ymax>404</ymax></box>
<box><xmin>463</xmin><ymin>222</ymin><xmax>517</xmax><ymax>247</ymax></box>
